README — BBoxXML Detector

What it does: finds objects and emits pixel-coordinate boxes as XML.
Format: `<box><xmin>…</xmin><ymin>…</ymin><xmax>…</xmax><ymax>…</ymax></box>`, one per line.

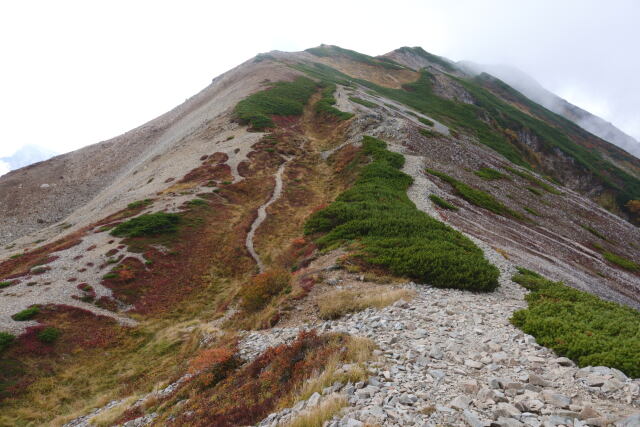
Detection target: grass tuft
<box><xmin>349</xmin><ymin>97</ymin><xmax>377</xmax><ymax>108</ymax></box>
<box><xmin>0</xmin><ymin>332</ymin><xmax>15</xmax><ymax>352</ymax></box>
<box><xmin>511</xmin><ymin>268</ymin><xmax>640</xmax><ymax>377</ymax></box>
<box><xmin>37</xmin><ymin>327</ymin><xmax>61</xmax><ymax>344</ymax></box>
<box><xmin>12</xmin><ymin>306</ymin><xmax>40</xmax><ymax>321</ymax></box>
<box><xmin>428</xmin><ymin>194</ymin><xmax>458</xmax><ymax>211</ymax></box>
<box><xmin>317</xmin><ymin>288</ymin><xmax>414</xmax><ymax>319</ymax></box>
<box><xmin>305</xmin><ymin>136</ymin><xmax>499</xmax><ymax>291</ymax></box>
<box><xmin>474</xmin><ymin>167</ymin><xmax>507</xmax><ymax>180</ymax></box>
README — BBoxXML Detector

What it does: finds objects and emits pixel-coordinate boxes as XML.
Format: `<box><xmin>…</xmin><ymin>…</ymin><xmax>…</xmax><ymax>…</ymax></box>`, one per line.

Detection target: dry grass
<box><xmin>317</xmin><ymin>287</ymin><xmax>415</xmax><ymax>320</ymax></box>
<box><xmin>291</xmin><ymin>336</ymin><xmax>375</xmax><ymax>404</ymax></box>
<box><xmin>86</xmin><ymin>395</ymin><xmax>140</xmax><ymax>427</ymax></box>
<box><xmin>285</xmin><ymin>394</ymin><xmax>348</xmax><ymax>427</ymax></box>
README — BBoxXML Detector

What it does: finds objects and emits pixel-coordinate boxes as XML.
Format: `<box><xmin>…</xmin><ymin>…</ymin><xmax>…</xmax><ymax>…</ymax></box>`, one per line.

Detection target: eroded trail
<box><xmin>245</xmin><ymin>158</ymin><xmax>292</xmax><ymax>272</ymax></box>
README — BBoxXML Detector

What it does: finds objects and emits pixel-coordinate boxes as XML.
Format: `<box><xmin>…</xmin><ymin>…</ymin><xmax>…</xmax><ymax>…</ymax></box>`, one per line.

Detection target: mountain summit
<box><xmin>0</xmin><ymin>45</ymin><xmax>638</xmax><ymax>426</ymax></box>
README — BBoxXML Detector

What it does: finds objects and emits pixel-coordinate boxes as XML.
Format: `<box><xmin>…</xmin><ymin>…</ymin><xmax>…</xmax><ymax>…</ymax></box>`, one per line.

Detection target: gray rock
<box><xmin>463</xmin><ymin>409</ymin><xmax>487</xmax><ymax>427</ymax></box>
<box><xmin>495</xmin><ymin>402</ymin><xmax>521</xmax><ymax>418</ymax></box>
<box><xmin>542</xmin><ymin>390</ymin><xmax>571</xmax><ymax>409</ymax></box>
<box><xmin>307</xmin><ymin>392</ymin><xmax>321</xmax><ymax>407</ymax></box>
<box><xmin>528</xmin><ymin>374</ymin><xmax>552</xmax><ymax>387</ymax></box>
<box><xmin>465</xmin><ymin>359</ymin><xmax>484</xmax><ymax>369</ymax></box>
<box><xmin>615</xmin><ymin>413</ymin><xmax>640</xmax><ymax>427</ymax></box>
<box><xmin>450</xmin><ymin>395</ymin><xmax>472</xmax><ymax>410</ymax></box>
<box><xmin>493</xmin><ymin>416</ymin><xmax>525</xmax><ymax>427</ymax></box>
<box><xmin>555</xmin><ymin>357</ymin><xmax>573</xmax><ymax>367</ymax></box>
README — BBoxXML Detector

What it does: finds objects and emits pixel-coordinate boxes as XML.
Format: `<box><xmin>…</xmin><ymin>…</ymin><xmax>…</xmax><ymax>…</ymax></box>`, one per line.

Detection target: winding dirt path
<box><xmin>245</xmin><ymin>158</ymin><xmax>292</xmax><ymax>272</ymax></box>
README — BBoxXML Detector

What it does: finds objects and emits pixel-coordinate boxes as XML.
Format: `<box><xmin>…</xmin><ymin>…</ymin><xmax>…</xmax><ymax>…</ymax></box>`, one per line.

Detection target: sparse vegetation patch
<box><xmin>11</xmin><ymin>306</ymin><xmax>40</xmax><ymax>321</ymax></box>
<box><xmin>511</xmin><ymin>268</ymin><xmax>640</xmax><ymax>377</ymax></box>
<box><xmin>305</xmin><ymin>136</ymin><xmax>499</xmax><ymax>291</ymax></box>
<box><xmin>315</xmin><ymin>83</ymin><xmax>353</xmax><ymax>120</ymax></box>
<box><xmin>426</xmin><ymin>169</ymin><xmax>523</xmax><ymax>220</ymax></box>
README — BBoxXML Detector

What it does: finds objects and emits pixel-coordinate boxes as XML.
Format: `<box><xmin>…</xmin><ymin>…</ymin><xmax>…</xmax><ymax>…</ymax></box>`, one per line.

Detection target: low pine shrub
<box><xmin>602</xmin><ymin>251</ymin><xmax>639</xmax><ymax>271</ymax></box>
<box><xmin>0</xmin><ymin>332</ymin><xmax>14</xmax><ymax>352</ymax></box>
<box><xmin>126</xmin><ymin>199</ymin><xmax>152</xmax><ymax>210</ymax></box>
<box><xmin>111</xmin><ymin>212</ymin><xmax>180</xmax><ymax>238</ymax></box>
<box><xmin>426</xmin><ymin>169</ymin><xmax>523</xmax><ymax>220</ymax></box>
<box><xmin>12</xmin><ymin>306</ymin><xmax>39</xmax><ymax>321</ymax></box>
<box><xmin>234</xmin><ymin>77</ymin><xmax>318</xmax><ymax>130</ymax></box>
<box><xmin>37</xmin><ymin>327</ymin><xmax>61</xmax><ymax>344</ymax></box>
<box><xmin>349</xmin><ymin>97</ymin><xmax>377</xmax><ymax>108</ymax></box>
<box><xmin>511</xmin><ymin>268</ymin><xmax>640</xmax><ymax>377</ymax></box>
<box><xmin>305</xmin><ymin>136</ymin><xmax>499</xmax><ymax>291</ymax></box>
<box><xmin>474</xmin><ymin>167</ymin><xmax>507</xmax><ymax>180</ymax></box>
<box><xmin>240</xmin><ymin>268</ymin><xmax>292</xmax><ymax>312</ymax></box>
<box><xmin>580</xmin><ymin>224</ymin><xmax>607</xmax><ymax>241</ymax></box>
<box><xmin>417</xmin><ymin>117</ymin><xmax>435</xmax><ymax>127</ymax></box>
<box><xmin>428</xmin><ymin>194</ymin><xmax>458</xmax><ymax>211</ymax></box>
<box><xmin>0</xmin><ymin>281</ymin><xmax>14</xmax><ymax>288</ymax></box>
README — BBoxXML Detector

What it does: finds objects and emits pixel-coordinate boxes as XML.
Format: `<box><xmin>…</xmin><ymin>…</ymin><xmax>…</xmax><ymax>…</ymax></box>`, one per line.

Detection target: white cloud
<box><xmin>0</xmin><ymin>161</ymin><xmax>9</xmax><ymax>177</ymax></box>
<box><xmin>0</xmin><ymin>0</ymin><xmax>638</xmax><ymax>158</ymax></box>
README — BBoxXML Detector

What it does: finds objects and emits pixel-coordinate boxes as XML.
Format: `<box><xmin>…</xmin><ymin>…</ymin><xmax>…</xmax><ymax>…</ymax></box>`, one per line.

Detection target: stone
<box><xmin>578</xmin><ymin>406</ymin><xmax>600</xmax><ymax>420</ymax></box>
<box><xmin>494</xmin><ymin>416</ymin><xmax>525</xmax><ymax>427</ymax></box>
<box><xmin>307</xmin><ymin>392</ymin><xmax>321</xmax><ymax>407</ymax></box>
<box><xmin>528</xmin><ymin>374</ymin><xmax>551</xmax><ymax>387</ymax></box>
<box><xmin>495</xmin><ymin>402</ymin><xmax>521</xmax><ymax>418</ymax></box>
<box><xmin>585</xmin><ymin>376</ymin><xmax>606</xmax><ymax>387</ymax></box>
<box><xmin>465</xmin><ymin>359</ymin><xmax>484</xmax><ymax>369</ymax></box>
<box><xmin>342</xmin><ymin>418</ymin><xmax>364</xmax><ymax>427</ymax></box>
<box><xmin>555</xmin><ymin>357</ymin><xmax>573</xmax><ymax>367</ymax></box>
<box><xmin>542</xmin><ymin>390</ymin><xmax>571</xmax><ymax>409</ymax></box>
<box><xmin>450</xmin><ymin>395</ymin><xmax>471</xmax><ymax>410</ymax></box>
<box><xmin>601</xmin><ymin>379</ymin><xmax>623</xmax><ymax>393</ymax></box>
<box><xmin>615</xmin><ymin>413</ymin><xmax>640</xmax><ymax>426</ymax></box>
<box><xmin>462</xmin><ymin>380</ymin><xmax>480</xmax><ymax>394</ymax></box>
<box><xmin>463</xmin><ymin>409</ymin><xmax>486</xmax><ymax>427</ymax></box>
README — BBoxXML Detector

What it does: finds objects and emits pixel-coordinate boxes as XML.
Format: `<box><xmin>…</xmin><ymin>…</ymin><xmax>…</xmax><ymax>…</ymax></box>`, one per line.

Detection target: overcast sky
<box><xmin>1</xmin><ymin>0</ymin><xmax>638</xmax><ymax>163</ymax></box>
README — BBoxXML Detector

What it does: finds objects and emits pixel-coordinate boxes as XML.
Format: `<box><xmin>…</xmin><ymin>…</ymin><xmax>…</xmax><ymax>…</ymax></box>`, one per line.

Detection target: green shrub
<box><xmin>127</xmin><ymin>199</ymin><xmax>152</xmax><ymax>210</ymax></box>
<box><xmin>12</xmin><ymin>306</ymin><xmax>40</xmax><ymax>321</ymax></box>
<box><xmin>37</xmin><ymin>327</ymin><xmax>61</xmax><ymax>344</ymax></box>
<box><xmin>580</xmin><ymin>224</ymin><xmax>607</xmax><ymax>241</ymax></box>
<box><xmin>417</xmin><ymin>117</ymin><xmax>434</xmax><ymax>127</ymax></box>
<box><xmin>426</xmin><ymin>169</ymin><xmax>523</xmax><ymax>220</ymax></box>
<box><xmin>523</xmin><ymin>206</ymin><xmax>541</xmax><ymax>217</ymax></box>
<box><xmin>506</xmin><ymin>167</ymin><xmax>561</xmax><ymax>194</ymax></box>
<box><xmin>0</xmin><ymin>281</ymin><xmax>13</xmax><ymax>288</ymax></box>
<box><xmin>602</xmin><ymin>251</ymin><xmax>639</xmax><ymax>271</ymax></box>
<box><xmin>315</xmin><ymin>83</ymin><xmax>353</xmax><ymax>120</ymax></box>
<box><xmin>240</xmin><ymin>269</ymin><xmax>291</xmax><ymax>312</ymax></box>
<box><xmin>526</xmin><ymin>186</ymin><xmax>543</xmax><ymax>196</ymax></box>
<box><xmin>474</xmin><ymin>167</ymin><xmax>507</xmax><ymax>180</ymax></box>
<box><xmin>305</xmin><ymin>136</ymin><xmax>499</xmax><ymax>291</ymax></box>
<box><xmin>349</xmin><ymin>97</ymin><xmax>377</xmax><ymax>108</ymax></box>
<box><xmin>234</xmin><ymin>77</ymin><xmax>318</xmax><ymax>130</ymax></box>
<box><xmin>428</xmin><ymin>195</ymin><xmax>458</xmax><ymax>211</ymax></box>
<box><xmin>111</xmin><ymin>212</ymin><xmax>180</xmax><ymax>238</ymax></box>
<box><xmin>187</xmin><ymin>198</ymin><xmax>208</xmax><ymax>207</ymax></box>
<box><xmin>0</xmin><ymin>332</ymin><xmax>15</xmax><ymax>352</ymax></box>
<box><xmin>511</xmin><ymin>268</ymin><xmax>640</xmax><ymax>377</ymax></box>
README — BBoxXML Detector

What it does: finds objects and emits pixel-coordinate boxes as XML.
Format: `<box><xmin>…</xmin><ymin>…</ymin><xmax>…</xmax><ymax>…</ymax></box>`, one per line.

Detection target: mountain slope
<box><xmin>0</xmin><ymin>45</ymin><xmax>638</xmax><ymax>426</ymax></box>
<box><xmin>460</xmin><ymin>62</ymin><xmax>640</xmax><ymax>158</ymax></box>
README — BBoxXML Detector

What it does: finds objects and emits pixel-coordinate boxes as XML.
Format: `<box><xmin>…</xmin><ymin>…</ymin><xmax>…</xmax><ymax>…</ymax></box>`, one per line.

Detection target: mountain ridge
<box><xmin>0</xmin><ymin>44</ymin><xmax>638</xmax><ymax>426</ymax></box>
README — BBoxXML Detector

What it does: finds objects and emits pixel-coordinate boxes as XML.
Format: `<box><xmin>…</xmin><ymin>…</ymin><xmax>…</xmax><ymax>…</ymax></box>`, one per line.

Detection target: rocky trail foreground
<box><xmin>242</xmin><ymin>282</ymin><xmax>639</xmax><ymax>427</ymax></box>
